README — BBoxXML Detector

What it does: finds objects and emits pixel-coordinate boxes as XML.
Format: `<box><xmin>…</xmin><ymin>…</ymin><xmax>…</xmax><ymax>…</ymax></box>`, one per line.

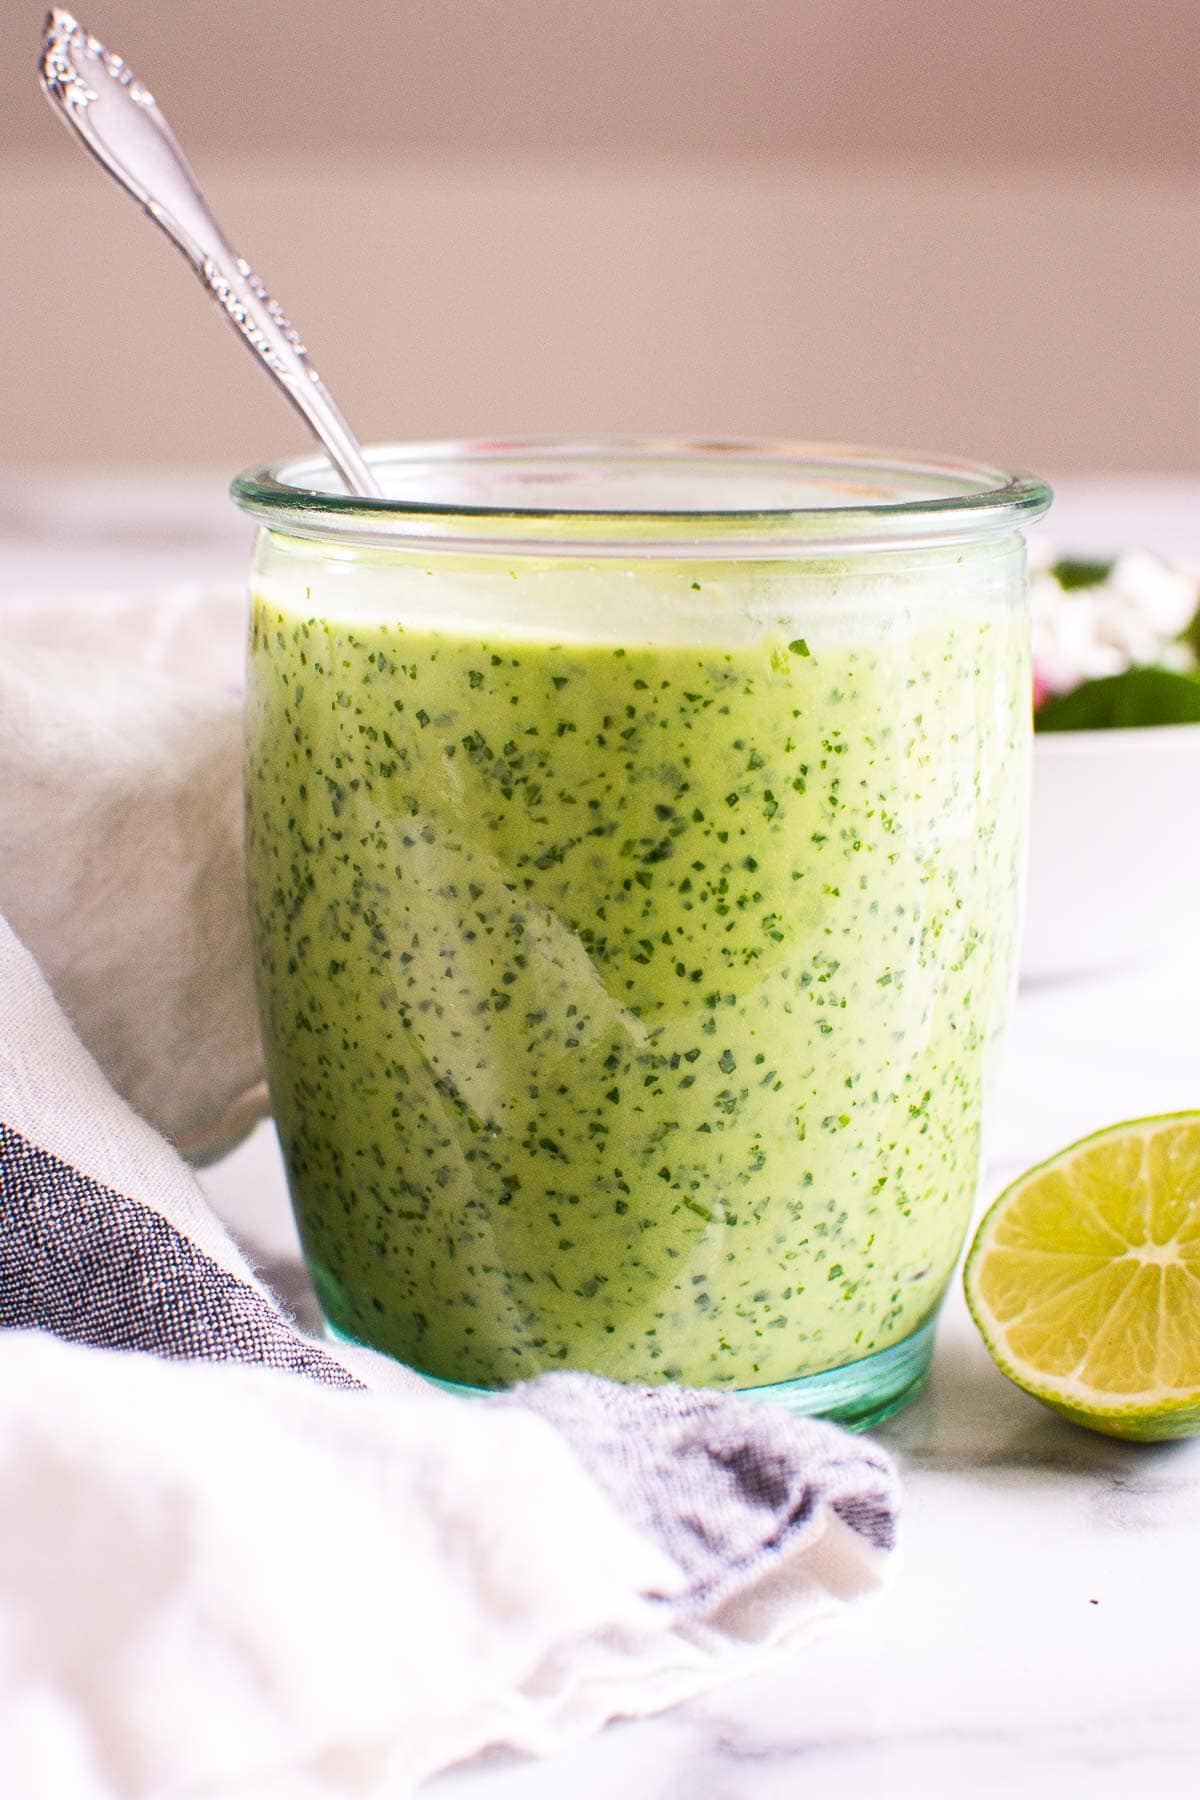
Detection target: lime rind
<box><xmin>964</xmin><ymin>1112</ymin><xmax>1200</xmax><ymax>1442</ymax></box>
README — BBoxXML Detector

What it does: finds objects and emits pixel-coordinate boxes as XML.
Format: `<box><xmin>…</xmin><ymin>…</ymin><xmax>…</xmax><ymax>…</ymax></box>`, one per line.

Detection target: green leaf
<box><xmin>1048</xmin><ymin>557</ymin><xmax>1116</xmax><ymax>591</ymax></box>
<box><xmin>1035</xmin><ymin>667</ymin><xmax>1200</xmax><ymax>731</ymax></box>
<box><xmin>1181</xmin><ymin>603</ymin><xmax>1200</xmax><ymax>659</ymax></box>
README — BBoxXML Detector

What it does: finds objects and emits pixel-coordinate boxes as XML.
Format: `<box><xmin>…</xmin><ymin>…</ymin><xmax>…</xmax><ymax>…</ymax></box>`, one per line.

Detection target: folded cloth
<box><xmin>0</xmin><ymin>584</ymin><xmax>265</xmax><ymax>1163</ymax></box>
<box><xmin>0</xmin><ymin>589</ymin><xmax>899</xmax><ymax>1796</ymax></box>
<box><xmin>0</xmin><ymin>915</ymin><xmax>898</xmax><ymax>1799</ymax></box>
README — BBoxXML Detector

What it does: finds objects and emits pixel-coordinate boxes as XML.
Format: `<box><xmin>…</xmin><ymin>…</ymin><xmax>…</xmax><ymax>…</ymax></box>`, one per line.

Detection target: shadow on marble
<box><xmin>878</xmin><ymin>1315</ymin><xmax>1198</xmax><ymax>1481</ymax></box>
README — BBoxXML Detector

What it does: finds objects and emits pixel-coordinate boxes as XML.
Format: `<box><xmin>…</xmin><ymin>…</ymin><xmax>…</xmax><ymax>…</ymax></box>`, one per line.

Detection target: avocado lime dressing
<box><xmin>245</xmin><ymin>535</ymin><xmax>1028</xmax><ymax>1391</ymax></box>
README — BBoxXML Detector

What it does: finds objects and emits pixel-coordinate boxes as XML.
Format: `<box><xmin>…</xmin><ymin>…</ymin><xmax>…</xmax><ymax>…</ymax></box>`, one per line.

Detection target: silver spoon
<box><xmin>38</xmin><ymin>8</ymin><xmax>381</xmax><ymax>498</ymax></box>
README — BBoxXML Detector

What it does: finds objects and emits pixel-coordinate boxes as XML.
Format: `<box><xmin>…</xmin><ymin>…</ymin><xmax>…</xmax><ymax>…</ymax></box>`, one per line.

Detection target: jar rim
<box><xmin>230</xmin><ymin>436</ymin><xmax>1052</xmax><ymax>557</ymax></box>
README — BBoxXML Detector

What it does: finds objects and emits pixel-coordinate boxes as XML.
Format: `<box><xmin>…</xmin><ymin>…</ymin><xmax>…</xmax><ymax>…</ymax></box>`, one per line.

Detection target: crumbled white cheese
<box><xmin>1031</xmin><ymin>551</ymin><xmax>1199</xmax><ymax>696</ymax></box>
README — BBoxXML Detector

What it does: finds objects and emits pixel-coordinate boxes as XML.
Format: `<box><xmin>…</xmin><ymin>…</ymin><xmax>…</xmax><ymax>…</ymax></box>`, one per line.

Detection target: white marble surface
<box><xmin>4</xmin><ymin>471</ymin><xmax>1200</xmax><ymax>1798</ymax></box>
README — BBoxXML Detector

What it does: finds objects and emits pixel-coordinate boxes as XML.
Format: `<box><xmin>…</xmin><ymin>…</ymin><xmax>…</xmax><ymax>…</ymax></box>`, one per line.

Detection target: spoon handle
<box><xmin>39</xmin><ymin>9</ymin><xmax>381</xmax><ymax>498</ymax></box>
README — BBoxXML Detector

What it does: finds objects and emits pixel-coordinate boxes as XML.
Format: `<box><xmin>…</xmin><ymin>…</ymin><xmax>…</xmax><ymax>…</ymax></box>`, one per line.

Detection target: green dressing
<box><xmin>245</xmin><ymin>545</ymin><xmax>1027</xmax><ymax>1390</ymax></box>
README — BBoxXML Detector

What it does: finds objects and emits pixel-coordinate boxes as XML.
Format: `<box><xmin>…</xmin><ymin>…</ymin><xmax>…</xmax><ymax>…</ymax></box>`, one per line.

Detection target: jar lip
<box><xmin>230</xmin><ymin>436</ymin><xmax>1052</xmax><ymax>556</ymax></box>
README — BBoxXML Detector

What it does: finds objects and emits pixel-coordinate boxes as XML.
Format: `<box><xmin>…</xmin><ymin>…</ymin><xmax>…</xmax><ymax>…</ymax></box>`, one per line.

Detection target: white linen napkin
<box><xmin>0</xmin><ymin>589</ymin><xmax>900</xmax><ymax>1798</ymax></box>
<box><xmin>0</xmin><ymin>585</ymin><xmax>264</xmax><ymax>1161</ymax></box>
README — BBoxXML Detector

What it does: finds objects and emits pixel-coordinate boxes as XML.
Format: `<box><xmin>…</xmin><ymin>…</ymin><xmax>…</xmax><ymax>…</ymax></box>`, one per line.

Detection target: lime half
<box><xmin>964</xmin><ymin>1113</ymin><xmax>1200</xmax><ymax>1441</ymax></box>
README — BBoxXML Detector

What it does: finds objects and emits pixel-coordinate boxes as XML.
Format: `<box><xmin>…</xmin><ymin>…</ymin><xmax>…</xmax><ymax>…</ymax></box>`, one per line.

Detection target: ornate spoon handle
<box><xmin>39</xmin><ymin>9</ymin><xmax>381</xmax><ymax>498</ymax></box>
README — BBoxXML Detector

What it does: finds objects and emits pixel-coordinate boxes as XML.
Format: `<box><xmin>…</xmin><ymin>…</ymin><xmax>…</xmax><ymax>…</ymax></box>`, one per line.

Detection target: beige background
<box><xmin>3</xmin><ymin>0</ymin><xmax>1197</xmax><ymax>473</ymax></box>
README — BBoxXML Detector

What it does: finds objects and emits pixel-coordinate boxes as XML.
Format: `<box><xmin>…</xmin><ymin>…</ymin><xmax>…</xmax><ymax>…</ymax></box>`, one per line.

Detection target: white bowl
<box><xmin>1021</xmin><ymin>723</ymin><xmax>1200</xmax><ymax>982</ymax></box>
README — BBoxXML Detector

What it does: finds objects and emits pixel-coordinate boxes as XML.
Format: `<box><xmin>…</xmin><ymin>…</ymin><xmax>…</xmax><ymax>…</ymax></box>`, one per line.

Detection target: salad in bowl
<box><xmin>1023</xmin><ymin>550</ymin><xmax>1200</xmax><ymax>980</ymax></box>
<box><xmin>1033</xmin><ymin>551</ymin><xmax>1200</xmax><ymax>729</ymax></box>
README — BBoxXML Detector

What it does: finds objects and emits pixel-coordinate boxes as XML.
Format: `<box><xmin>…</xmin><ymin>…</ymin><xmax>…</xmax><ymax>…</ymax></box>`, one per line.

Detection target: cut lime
<box><xmin>964</xmin><ymin>1113</ymin><xmax>1200</xmax><ymax>1441</ymax></box>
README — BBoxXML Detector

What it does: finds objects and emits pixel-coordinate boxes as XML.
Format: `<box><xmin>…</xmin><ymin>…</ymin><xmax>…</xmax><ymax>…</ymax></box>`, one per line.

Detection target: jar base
<box><xmin>731</xmin><ymin>1316</ymin><xmax>936</xmax><ymax>1430</ymax></box>
<box><xmin>324</xmin><ymin>1314</ymin><xmax>936</xmax><ymax>1433</ymax></box>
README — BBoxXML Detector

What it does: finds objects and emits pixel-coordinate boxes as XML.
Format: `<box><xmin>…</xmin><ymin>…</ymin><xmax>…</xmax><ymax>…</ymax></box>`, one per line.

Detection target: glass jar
<box><xmin>232</xmin><ymin>439</ymin><xmax>1051</xmax><ymax>1427</ymax></box>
